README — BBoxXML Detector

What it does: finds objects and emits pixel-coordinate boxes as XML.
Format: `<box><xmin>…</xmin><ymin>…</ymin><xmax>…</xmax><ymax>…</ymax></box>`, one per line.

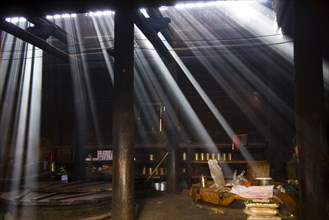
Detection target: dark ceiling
<box><xmin>1</xmin><ymin>0</ymin><xmax>328</xmax><ymax>58</ymax></box>
<box><xmin>1</xmin><ymin>1</ymin><xmax>177</xmax><ymax>17</ymax></box>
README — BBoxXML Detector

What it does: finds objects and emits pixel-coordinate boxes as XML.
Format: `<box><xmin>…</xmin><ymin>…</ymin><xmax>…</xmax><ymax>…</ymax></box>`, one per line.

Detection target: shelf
<box><xmin>135</xmin><ymin>162</ymin><xmax>167</xmax><ymax>166</ymax></box>
<box><xmin>186</xmin><ymin>142</ymin><xmax>267</xmax><ymax>149</ymax></box>
<box><xmin>86</xmin><ymin>160</ymin><xmax>112</xmax><ymax>163</ymax></box>
<box><xmin>85</xmin><ymin>145</ymin><xmax>112</xmax><ymax>149</ymax></box>
<box><xmin>134</xmin><ymin>144</ymin><xmax>167</xmax><ymax>149</ymax></box>
<box><xmin>191</xmin><ymin>160</ymin><xmax>267</xmax><ymax>164</ymax></box>
<box><xmin>134</xmin><ymin>142</ymin><xmax>267</xmax><ymax>149</ymax></box>
<box><xmin>78</xmin><ymin>142</ymin><xmax>268</xmax><ymax>186</ymax></box>
<box><xmin>86</xmin><ymin>171</ymin><xmax>111</xmax><ymax>175</ymax></box>
<box><xmin>190</xmin><ymin>175</ymin><xmax>232</xmax><ymax>179</ymax></box>
<box><xmin>137</xmin><ymin>175</ymin><xmax>167</xmax><ymax>180</ymax></box>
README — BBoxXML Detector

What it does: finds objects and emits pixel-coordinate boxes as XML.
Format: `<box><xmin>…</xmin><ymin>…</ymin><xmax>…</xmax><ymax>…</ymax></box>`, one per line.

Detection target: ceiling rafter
<box><xmin>26</xmin><ymin>17</ymin><xmax>78</xmax><ymax>45</ymax></box>
<box><xmin>0</xmin><ymin>19</ymin><xmax>77</xmax><ymax>62</ymax></box>
<box><xmin>133</xmin><ymin>9</ymin><xmax>173</xmax><ymax>62</ymax></box>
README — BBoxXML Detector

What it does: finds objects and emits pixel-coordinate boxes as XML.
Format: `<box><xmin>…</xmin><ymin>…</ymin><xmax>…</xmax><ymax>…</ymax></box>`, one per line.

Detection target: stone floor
<box><xmin>135</xmin><ymin>190</ymin><xmax>246</xmax><ymax>220</ymax></box>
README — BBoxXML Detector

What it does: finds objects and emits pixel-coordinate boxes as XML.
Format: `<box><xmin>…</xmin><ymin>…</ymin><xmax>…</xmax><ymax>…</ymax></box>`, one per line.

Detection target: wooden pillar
<box><xmin>166</xmin><ymin>132</ymin><xmax>179</xmax><ymax>193</ymax></box>
<box><xmin>164</xmin><ymin>60</ymin><xmax>179</xmax><ymax>193</ymax></box>
<box><xmin>266</xmin><ymin>52</ymin><xmax>295</xmax><ymax>181</ymax></box>
<box><xmin>294</xmin><ymin>1</ymin><xmax>329</xmax><ymax>219</ymax></box>
<box><xmin>72</xmin><ymin>68</ymin><xmax>86</xmax><ymax>181</ymax></box>
<box><xmin>73</xmin><ymin>124</ymin><xmax>86</xmax><ymax>181</ymax></box>
<box><xmin>111</xmin><ymin>6</ymin><xmax>135</xmax><ymax>220</ymax></box>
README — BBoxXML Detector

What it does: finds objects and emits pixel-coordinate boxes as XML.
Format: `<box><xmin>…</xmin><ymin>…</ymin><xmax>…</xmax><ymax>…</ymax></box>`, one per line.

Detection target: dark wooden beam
<box><xmin>133</xmin><ymin>9</ymin><xmax>173</xmax><ymax>62</ymax></box>
<box><xmin>164</xmin><ymin>61</ymin><xmax>180</xmax><ymax>193</ymax></box>
<box><xmin>26</xmin><ymin>17</ymin><xmax>78</xmax><ymax>45</ymax></box>
<box><xmin>0</xmin><ymin>20</ymin><xmax>72</xmax><ymax>62</ymax></box>
<box><xmin>146</xmin><ymin>8</ymin><xmax>174</xmax><ymax>45</ymax></box>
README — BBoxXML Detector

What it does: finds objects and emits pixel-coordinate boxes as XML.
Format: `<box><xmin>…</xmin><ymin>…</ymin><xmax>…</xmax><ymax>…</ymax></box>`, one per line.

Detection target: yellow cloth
<box><xmin>188</xmin><ymin>183</ymin><xmax>245</xmax><ymax>206</ymax></box>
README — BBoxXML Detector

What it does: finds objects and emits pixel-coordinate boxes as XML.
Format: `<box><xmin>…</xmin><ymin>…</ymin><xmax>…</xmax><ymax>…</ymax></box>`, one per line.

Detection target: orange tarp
<box><xmin>189</xmin><ymin>182</ymin><xmax>299</xmax><ymax>218</ymax></box>
<box><xmin>188</xmin><ymin>183</ymin><xmax>245</xmax><ymax>206</ymax></box>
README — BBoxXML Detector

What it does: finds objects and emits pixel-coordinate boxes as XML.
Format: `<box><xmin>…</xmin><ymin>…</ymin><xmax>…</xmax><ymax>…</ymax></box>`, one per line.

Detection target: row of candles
<box><xmin>142</xmin><ymin>166</ymin><xmax>187</xmax><ymax>175</ymax></box>
<box><xmin>142</xmin><ymin>166</ymin><xmax>167</xmax><ymax>176</ymax></box>
<box><xmin>193</xmin><ymin>152</ymin><xmax>232</xmax><ymax>161</ymax></box>
<box><xmin>148</xmin><ymin>152</ymin><xmax>233</xmax><ymax>161</ymax></box>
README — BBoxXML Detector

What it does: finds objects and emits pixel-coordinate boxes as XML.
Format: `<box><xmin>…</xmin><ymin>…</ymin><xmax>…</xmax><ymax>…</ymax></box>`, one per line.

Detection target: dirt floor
<box><xmin>135</xmin><ymin>190</ymin><xmax>246</xmax><ymax>220</ymax></box>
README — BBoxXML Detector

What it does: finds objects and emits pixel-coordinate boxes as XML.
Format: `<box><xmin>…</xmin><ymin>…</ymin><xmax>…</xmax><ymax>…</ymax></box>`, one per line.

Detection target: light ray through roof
<box><xmin>134</xmin><ymin>27</ymin><xmax>214</xmax><ymax>146</ymax></box>
<box><xmin>160</xmin><ymin>1</ymin><xmax>296</xmax><ymax>162</ymax></box>
<box><xmin>11</xmin><ymin>42</ymin><xmax>33</xmax><ymax>191</ymax></box>
<box><xmin>90</xmin><ymin>12</ymin><xmax>115</xmax><ymax>83</ymax></box>
<box><xmin>0</xmin><ymin>28</ymin><xmax>44</xmax><ymax>195</ymax></box>
<box><xmin>133</xmin><ymin>25</ymin><xmax>235</xmax><ymax>174</ymax></box>
<box><xmin>24</xmin><ymin>46</ymin><xmax>43</xmax><ymax>187</ymax></box>
<box><xmin>64</xmin><ymin>15</ymin><xmax>104</xmax><ymax>146</ymax></box>
<box><xmin>0</xmin><ymin>20</ymin><xmax>30</xmax><ymax>188</ymax></box>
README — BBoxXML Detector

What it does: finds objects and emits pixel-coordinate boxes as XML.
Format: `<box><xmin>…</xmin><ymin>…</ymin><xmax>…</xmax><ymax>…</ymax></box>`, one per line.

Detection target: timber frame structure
<box><xmin>0</xmin><ymin>1</ymin><xmax>328</xmax><ymax>220</ymax></box>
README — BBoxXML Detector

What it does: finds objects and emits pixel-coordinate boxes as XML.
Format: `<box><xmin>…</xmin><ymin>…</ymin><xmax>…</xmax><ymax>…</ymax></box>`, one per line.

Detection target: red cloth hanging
<box><xmin>232</xmin><ymin>134</ymin><xmax>240</xmax><ymax>150</ymax></box>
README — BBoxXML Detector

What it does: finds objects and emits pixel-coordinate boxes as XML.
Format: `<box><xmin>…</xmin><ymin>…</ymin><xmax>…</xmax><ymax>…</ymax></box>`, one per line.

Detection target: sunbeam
<box><xmin>90</xmin><ymin>11</ymin><xmax>115</xmax><ymax>83</ymax></box>
<box><xmin>134</xmin><ymin>27</ymin><xmax>215</xmax><ymax>146</ymax></box>
<box><xmin>159</xmin><ymin>1</ymin><xmax>296</xmax><ymax>165</ymax></box>
<box><xmin>133</xmin><ymin>25</ymin><xmax>236</xmax><ymax>176</ymax></box>
<box><xmin>0</xmin><ymin>1</ymin><xmax>327</xmax><ymax>219</ymax></box>
<box><xmin>0</xmin><ymin>17</ymin><xmax>44</xmax><ymax>197</ymax></box>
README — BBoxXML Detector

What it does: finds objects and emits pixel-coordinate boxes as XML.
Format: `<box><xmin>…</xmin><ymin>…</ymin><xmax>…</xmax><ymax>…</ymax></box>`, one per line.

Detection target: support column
<box><xmin>294</xmin><ymin>1</ymin><xmax>329</xmax><ymax>219</ymax></box>
<box><xmin>73</xmin><ymin>124</ymin><xmax>85</xmax><ymax>181</ymax></box>
<box><xmin>164</xmin><ymin>61</ymin><xmax>179</xmax><ymax>193</ymax></box>
<box><xmin>266</xmin><ymin>52</ymin><xmax>295</xmax><ymax>181</ymax></box>
<box><xmin>111</xmin><ymin>6</ymin><xmax>135</xmax><ymax>220</ymax></box>
<box><xmin>71</xmin><ymin>64</ymin><xmax>86</xmax><ymax>181</ymax></box>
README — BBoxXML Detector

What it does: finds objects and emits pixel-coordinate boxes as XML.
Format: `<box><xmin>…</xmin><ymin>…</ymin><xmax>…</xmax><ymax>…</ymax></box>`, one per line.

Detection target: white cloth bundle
<box><xmin>230</xmin><ymin>185</ymin><xmax>274</xmax><ymax>199</ymax></box>
<box><xmin>207</xmin><ymin>159</ymin><xmax>226</xmax><ymax>191</ymax></box>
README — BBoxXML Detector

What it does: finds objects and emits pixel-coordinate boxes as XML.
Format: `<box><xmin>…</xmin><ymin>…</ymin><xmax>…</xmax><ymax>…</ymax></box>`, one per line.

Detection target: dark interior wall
<box><xmin>41</xmin><ymin>51</ymin><xmax>271</xmax><ymax>147</ymax></box>
<box><xmin>41</xmin><ymin>55</ymin><xmax>113</xmax><ymax>145</ymax></box>
<box><xmin>41</xmin><ymin>61</ymin><xmax>72</xmax><ymax>144</ymax></box>
<box><xmin>178</xmin><ymin>52</ymin><xmax>269</xmax><ymax>145</ymax></box>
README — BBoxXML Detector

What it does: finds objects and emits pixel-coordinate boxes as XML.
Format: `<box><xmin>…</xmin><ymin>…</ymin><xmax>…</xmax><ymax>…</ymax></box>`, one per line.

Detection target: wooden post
<box><xmin>266</xmin><ymin>51</ymin><xmax>295</xmax><ymax>182</ymax></box>
<box><xmin>164</xmin><ymin>60</ymin><xmax>179</xmax><ymax>193</ymax></box>
<box><xmin>73</xmin><ymin>125</ymin><xmax>86</xmax><ymax>181</ymax></box>
<box><xmin>166</xmin><ymin>121</ymin><xmax>179</xmax><ymax>194</ymax></box>
<box><xmin>294</xmin><ymin>1</ymin><xmax>329</xmax><ymax>219</ymax></box>
<box><xmin>111</xmin><ymin>6</ymin><xmax>135</xmax><ymax>220</ymax></box>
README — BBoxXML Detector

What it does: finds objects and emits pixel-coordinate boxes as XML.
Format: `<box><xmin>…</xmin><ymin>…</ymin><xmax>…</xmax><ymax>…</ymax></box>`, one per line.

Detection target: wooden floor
<box><xmin>0</xmin><ymin>181</ymin><xmax>112</xmax><ymax>220</ymax></box>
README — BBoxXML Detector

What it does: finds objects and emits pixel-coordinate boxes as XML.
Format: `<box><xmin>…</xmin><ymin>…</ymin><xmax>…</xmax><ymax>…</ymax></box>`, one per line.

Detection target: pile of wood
<box><xmin>243</xmin><ymin>198</ymin><xmax>281</xmax><ymax>220</ymax></box>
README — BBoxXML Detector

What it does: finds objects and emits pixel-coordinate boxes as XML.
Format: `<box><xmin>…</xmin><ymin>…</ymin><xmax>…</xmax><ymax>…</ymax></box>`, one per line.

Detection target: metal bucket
<box><xmin>247</xmin><ymin>162</ymin><xmax>270</xmax><ymax>180</ymax></box>
<box><xmin>160</xmin><ymin>181</ymin><xmax>166</xmax><ymax>191</ymax></box>
<box><xmin>255</xmin><ymin>177</ymin><xmax>273</xmax><ymax>186</ymax></box>
<box><xmin>154</xmin><ymin>182</ymin><xmax>160</xmax><ymax>191</ymax></box>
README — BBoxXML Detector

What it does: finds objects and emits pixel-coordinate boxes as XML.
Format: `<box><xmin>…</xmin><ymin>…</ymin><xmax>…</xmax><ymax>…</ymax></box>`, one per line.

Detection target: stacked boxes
<box><xmin>244</xmin><ymin>198</ymin><xmax>281</xmax><ymax>220</ymax></box>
